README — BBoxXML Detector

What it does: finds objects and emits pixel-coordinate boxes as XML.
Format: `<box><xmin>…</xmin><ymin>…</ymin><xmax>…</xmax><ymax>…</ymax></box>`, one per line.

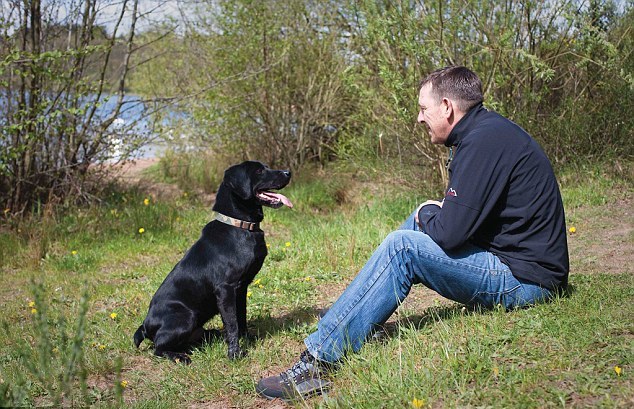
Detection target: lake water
<box><xmin>1</xmin><ymin>92</ymin><xmax>182</xmax><ymax>161</ymax></box>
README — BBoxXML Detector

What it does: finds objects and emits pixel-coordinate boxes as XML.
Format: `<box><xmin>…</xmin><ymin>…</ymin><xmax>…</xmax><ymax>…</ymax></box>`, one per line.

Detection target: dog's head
<box><xmin>219</xmin><ymin>161</ymin><xmax>293</xmax><ymax>211</ymax></box>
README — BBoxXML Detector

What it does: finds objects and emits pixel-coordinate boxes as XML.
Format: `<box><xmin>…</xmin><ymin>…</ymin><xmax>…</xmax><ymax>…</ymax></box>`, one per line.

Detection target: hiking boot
<box><xmin>256</xmin><ymin>349</ymin><xmax>333</xmax><ymax>400</ymax></box>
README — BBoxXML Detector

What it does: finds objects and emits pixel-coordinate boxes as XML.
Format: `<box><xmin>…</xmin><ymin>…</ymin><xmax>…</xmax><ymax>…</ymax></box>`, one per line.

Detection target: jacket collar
<box><xmin>445</xmin><ymin>103</ymin><xmax>486</xmax><ymax>147</ymax></box>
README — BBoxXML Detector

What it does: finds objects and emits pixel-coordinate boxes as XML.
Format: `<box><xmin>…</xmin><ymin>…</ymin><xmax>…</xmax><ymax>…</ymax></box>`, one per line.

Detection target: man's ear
<box><xmin>223</xmin><ymin>165</ymin><xmax>252</xmax><ymax>200</ymax></box>
<box><xmin>441</xmin><ymin>97</ymin><xmax>454</xmax><ymax>119</ymax></box>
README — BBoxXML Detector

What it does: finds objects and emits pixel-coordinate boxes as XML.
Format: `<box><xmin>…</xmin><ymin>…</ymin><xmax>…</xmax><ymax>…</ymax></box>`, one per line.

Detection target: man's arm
<box><xmin>414</xmin><ymin>200</ymin><xmax>443</xmax><ymax>226</ymax></box>
<box><xmin>417</xmin><ymin>199</ymin><xmax>482</xmax><ymax>250</ymax></box>
<box><xmin>415</xmin><ymin>134</ymin><xmax>512</xmax><ymax>251</ymax></box>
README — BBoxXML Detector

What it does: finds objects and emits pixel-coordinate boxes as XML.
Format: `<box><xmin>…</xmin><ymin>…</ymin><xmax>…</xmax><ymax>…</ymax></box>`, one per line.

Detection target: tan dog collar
<box><xmin>214</xmin><ymin>212</ymin><xmax>260</xmax><ymax>231</ymax></box>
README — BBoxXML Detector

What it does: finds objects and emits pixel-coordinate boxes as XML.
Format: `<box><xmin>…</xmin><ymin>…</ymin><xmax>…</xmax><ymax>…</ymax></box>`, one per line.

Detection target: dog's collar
<box><xmin>214</xmin><ymin>212</ymin><xmax>260</xmax><ymax>231</ymax></box>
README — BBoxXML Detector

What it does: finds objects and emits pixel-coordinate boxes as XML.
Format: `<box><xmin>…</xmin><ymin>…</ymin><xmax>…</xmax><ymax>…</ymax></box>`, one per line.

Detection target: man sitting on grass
<box><xmin>256</xmin><ymin>66</ymin><xmax>569</xmax><ymax>400</ymax></box>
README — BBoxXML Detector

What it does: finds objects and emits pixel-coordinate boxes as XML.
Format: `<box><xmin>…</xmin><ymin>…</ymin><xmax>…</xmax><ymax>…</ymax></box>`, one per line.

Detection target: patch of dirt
<box><xmin>247</xmin><ymin>398</ymin><xmax>291</xmax><ymax>409</ymax></box>
<box><xmin>111</xmin><ymin>158</ymin><xmax>217</xmax><ymax>206</ymax></box>
<box><xmin>567</xmin><ymin>195</ymin><xmax>633</xmax><ymax>276</ymax></box>
<box><xmin>116</xmin><ymin>158</ymin><xmax>160</xmax><ymax>180</ymax></box>
<box><xmin>111</xmin><ymin>158</ymin><xmax>186</xmax><ymax>202</ymax></box>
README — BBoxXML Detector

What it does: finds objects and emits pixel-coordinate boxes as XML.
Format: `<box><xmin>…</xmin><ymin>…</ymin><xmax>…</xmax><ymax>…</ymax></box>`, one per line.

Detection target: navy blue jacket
<box><xmin>418</xmin><ymin>104</ymin><xmax>569</xmax><ymax>290</ymax></box>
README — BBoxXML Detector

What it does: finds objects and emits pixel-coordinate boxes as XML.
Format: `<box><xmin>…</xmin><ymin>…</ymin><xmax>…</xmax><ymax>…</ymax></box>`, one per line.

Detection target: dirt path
<box><xmin>115</xmin><ymin>158</ymin><xmax>218</xmax><ymax>205</ymax></box>
<box><xmin>114</xmin><ymin>158</ymin><xmax>185</xmax><ymax>201</ymax></box>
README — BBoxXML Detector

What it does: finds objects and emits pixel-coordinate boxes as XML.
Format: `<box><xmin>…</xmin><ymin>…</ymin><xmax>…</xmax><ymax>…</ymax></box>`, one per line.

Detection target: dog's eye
<box><xmin>255</xmin><ymin>168</ymin><xmax>264</xmax><ymax>175</ymax></box>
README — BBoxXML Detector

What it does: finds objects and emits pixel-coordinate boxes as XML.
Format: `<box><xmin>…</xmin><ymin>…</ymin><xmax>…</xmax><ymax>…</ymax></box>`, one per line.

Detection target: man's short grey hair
<box><xmin>419</xmin><ymin>66</ymin><xmax>483</xmax><ymax>113</ymax></box>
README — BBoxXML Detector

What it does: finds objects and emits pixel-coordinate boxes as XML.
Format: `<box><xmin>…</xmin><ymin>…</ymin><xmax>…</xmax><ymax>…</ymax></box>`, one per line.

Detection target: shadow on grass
<box><xmin>195</xmin><ymin>286</ymin><xmax>577</xmax><ymax>355</ymax></box>
<box><xmin>371</xmin><ymin>288</ymin><xmax>575</xmax><ymax>342</ymax></box>
<box><xmin>181</xmin><ymin>306</ymin><xmax>326</xmax><ymax>355</ymax></box>
<box><xmin>247</xmin><ymin>306</ymin><xmax>326</xmax><ymax>339</ymax></box>
<box><xmin>377</xmin><ymin>303</ymin><xmax>471</xmax><ymax>339</ymax></box>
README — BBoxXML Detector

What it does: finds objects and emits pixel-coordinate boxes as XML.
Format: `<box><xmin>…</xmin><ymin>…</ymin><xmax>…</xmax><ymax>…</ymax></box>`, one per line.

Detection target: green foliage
<box><xmin>133</xmin><ymin>0</ymin><xmax>358</xmax><ymax>170</ymax></box>
<box><xmin>133</xmin><ymin>0</ymin><xmax>632</xmax><ymax>188</ymax></box>
<box><xmin>283</xmin><ymin>172</ymin><xmax>350</xmax><ymax>213</ymax></box>
<box><xmin>2</xmin><ymin>0</ymin><xmax>633</xmax><ymax>215</ymax></box>
<box><xmin>0</xmin><ymin>1</ymin><xmax>161</xmax><ymax>214</ymax></box>
<box><xmin>340</xmin><ymin>0</ymin><xmax>633</xmax><ymax>174</ymax></box>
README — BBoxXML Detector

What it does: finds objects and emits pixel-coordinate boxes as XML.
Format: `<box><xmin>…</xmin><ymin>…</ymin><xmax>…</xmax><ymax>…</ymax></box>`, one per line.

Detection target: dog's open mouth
<box><xmin>256</xmin><ymin>190</ymin><xmax>293</xmax><ymax>208</ymax></box>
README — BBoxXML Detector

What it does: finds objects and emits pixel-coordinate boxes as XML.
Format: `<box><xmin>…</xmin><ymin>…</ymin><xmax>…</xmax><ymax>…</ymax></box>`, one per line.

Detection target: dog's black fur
<box><xmin>133</xmin><ymin>161</ymin><xmax>291</xmax><ymax>363</ymax></box>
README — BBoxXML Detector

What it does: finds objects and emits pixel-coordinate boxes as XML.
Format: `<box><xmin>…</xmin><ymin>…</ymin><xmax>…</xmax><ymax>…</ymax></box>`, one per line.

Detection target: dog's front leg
<box><xmin>236</xmin><ymin>286</ymin><xmax>249</xmax><ymax>338</ymax></box>
<box><xmin>215</xmin><ymin>284</ymin><xmax>244</xmax><ymax>359</ymax></box>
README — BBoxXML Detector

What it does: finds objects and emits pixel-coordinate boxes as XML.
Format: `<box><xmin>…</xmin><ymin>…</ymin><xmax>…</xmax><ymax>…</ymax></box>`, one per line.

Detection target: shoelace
<box><xmin>280</xmin><ymin>354</ymin><xmax>313</xmax><ymax>384</ymax></box>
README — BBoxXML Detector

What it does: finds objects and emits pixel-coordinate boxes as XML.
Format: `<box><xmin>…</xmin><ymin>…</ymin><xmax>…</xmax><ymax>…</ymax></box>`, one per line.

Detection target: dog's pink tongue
<box><xmin>267</xmin><ymin>192</ymin><xmax>293</xmax><ymax>208</ymax></box>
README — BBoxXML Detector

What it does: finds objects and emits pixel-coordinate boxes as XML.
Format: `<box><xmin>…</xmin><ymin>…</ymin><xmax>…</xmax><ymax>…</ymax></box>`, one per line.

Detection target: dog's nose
<box><xmin>283</xmin><ymin>170</ymin><xmax>291</xmax><ymax>178</ymax></box>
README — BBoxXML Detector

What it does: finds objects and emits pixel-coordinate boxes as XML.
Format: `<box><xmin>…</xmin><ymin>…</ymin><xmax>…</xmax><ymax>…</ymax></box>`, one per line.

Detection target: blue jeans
<box><xmin>304</xmin><ymin>209</ymin><xmax>553</xmax><ymax>363</ymax></box>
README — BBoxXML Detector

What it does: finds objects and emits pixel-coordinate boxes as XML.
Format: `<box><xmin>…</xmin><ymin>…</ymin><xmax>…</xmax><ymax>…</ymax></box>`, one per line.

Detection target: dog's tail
<box><xmin>133</xmin><ymin>324</ymin><xmax>146</xmax><ymax>348</ymax></box>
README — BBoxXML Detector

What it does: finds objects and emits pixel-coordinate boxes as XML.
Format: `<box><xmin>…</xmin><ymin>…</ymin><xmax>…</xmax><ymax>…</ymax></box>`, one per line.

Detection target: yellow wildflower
<box><xmin>138</xmin><ymin>227</ymin><xmax>145</xmax><ymax>234</ymax></box>
<box><xmin>247</xmin><ymin>291</ymin><xmax>252</xmax><ymax>298</ymax></box>
<box><xmin>71</xmin><ymin>250</ymin><xmax>78</xmax><ymax>256</ymax></box>
<box><xmin>143</xmin><ymin>198</ymin><xmax>150</xmax><ymax>206</ymax></box>
<box><xmin>253</xmin><ymin>279</ymin><xmax>261</xmax><ymax>286</ymax></box>
<box><xmin>98</xmin><ymin>344</ymin><xmax>106</xmax><ymax>351</ymax></box>
<box><xmin>28</xmin><ymin>301</ymin><xmax>35</xmax><ymax>308</ymax></box>
<box><xmin>412</xmin><ymin>398</ymin><xmax>425</xmax><ymax>408</ymax></box>
<box><xmin>304</xmin><ymin>276</ymin><xmax>311</xmax><ymax>281</ymax></box>
<box><xmin>285</xmin><ymin>241</ymin><xmax>291</xmax><ymax>247</ymax></box>
<box><xmin>569</xmin><ymin>226</ymin><xmax>576</xmax><ymax>234</ymax></box>
<box><xmin>110</xmin><ymin>312</ymin><xmax>118</xmax><ymax>320</ymax></box>
<box><xmin>31</xmin><ymin>308</ymin><xmax>37</xmax><ymax>314</ymax></box>
<box><xmin>614</xmin><ymin>365</ymin><xmax>622</xmax><ymax>376</ymax></box>
<box><xmin>120</xmin><ymin>380</ymin><xmax>128</xmax><ymax>388</ymax></box>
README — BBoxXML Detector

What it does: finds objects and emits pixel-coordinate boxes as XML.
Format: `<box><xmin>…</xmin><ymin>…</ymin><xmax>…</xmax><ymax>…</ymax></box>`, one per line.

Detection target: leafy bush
<box><xmin>0</xmin><ymin>1</ymin><xmax>163</xmax><ymax>214</ymax></box>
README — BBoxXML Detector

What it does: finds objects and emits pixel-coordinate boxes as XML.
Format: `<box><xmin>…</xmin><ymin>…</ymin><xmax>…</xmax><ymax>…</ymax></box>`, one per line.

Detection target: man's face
<box><xmin>417</xmin><ymin>84</ymin><xmax>451</xmax><ymax>145</ymax></box>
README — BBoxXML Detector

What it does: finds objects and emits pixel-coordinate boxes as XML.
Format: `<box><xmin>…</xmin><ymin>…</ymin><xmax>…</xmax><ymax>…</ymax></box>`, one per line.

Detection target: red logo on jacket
<box><xmin>446</xmin><ymin>188</ymin><xmax>457</xmax><ymax>197</ymax></box>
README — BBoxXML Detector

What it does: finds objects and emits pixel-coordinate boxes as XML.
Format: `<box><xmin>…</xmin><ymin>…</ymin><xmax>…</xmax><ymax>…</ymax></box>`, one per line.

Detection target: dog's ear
<box><xmin>223</xmin><ymin>164</ymin><xmax>253</xmax><ymax>200</ymax></box>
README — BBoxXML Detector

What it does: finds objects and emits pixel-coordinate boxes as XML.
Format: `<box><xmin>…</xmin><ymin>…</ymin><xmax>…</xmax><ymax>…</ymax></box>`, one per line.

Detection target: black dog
<box><xmin>133</xmin><ymin>161</ymin><xmax>292</xmax><ymax>363</ymax></box>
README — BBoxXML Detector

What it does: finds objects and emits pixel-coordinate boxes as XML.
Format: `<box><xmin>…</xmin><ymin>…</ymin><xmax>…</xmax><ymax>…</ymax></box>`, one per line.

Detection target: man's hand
<box><xmin>414</xmin><ymin>200</ymin><xmax>443</xmax><ymax>227</ymax></box>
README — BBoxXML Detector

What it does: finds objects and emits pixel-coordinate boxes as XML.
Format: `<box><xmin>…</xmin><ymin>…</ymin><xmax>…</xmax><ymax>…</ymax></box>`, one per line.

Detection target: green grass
<box><xmin>0</xmin><ymin>162</ymin><xmax>632</xmax><ymax>407</ymax></box>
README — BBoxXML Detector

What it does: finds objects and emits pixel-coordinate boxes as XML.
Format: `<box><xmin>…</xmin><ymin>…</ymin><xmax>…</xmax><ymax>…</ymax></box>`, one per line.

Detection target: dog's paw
<box><xmin>174</xmin><ymin>354</ymin><xmax>192</xmax><ymax>365</ymax></box>
<box><xmin>160</xmin><ymin>351</ymin><xmax>192</xmax><ymax>365</ymax></box>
